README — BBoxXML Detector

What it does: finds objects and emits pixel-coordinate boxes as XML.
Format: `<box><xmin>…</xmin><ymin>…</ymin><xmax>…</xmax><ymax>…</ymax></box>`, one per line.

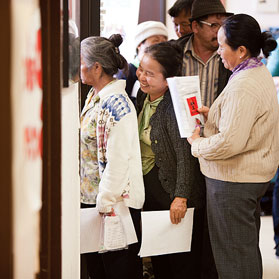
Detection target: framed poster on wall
<box><xmin>257</xmin><ymin>0</ymin><xmax>279</xmax><ymax>12</ymax></box>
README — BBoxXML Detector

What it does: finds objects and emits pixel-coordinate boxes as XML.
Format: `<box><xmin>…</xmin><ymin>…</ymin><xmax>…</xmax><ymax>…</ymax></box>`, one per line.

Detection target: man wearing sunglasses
<box><xmin>178</xmin><ymin>0</ymin><xmax>233</xmax><ymax>108</ymax></box>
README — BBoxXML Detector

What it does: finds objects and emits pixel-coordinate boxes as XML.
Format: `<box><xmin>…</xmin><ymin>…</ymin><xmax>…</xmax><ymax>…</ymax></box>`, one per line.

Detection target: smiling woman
<box><xmin>136</xmin><ymin>54</ymin><xmax>168</xmax><ymax>101</ymax></box>
<box><xmin>136</xmin><ymin>40</ymin><xmax>216</xmax><ymax>279</ymax></box>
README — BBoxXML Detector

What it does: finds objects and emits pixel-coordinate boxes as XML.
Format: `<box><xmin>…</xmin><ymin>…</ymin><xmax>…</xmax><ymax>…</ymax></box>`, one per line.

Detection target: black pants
<box><xmin>81</xmin><ymin>204</ymin><xmax>143</xmax><ymax>279</ymax></box>
<box><xmin>143</xmin><ymin>165</ymin><xmax>217</xmax><ymax>279</ymax></box>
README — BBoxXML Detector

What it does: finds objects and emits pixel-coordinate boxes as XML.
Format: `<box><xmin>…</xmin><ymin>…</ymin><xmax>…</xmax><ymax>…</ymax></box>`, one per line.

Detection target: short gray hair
<box><xmin>81</xmin><ymin>34</ymin><xmax>127</xmax><ymax>76</ymax></box>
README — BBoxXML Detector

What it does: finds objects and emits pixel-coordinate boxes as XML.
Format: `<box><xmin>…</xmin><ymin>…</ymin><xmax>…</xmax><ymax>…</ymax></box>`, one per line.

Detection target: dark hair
<box><xmin>222</xmin><ymin>14</ymin><xmax>277</xmax><ymax>58</ymax></box>
<box><xmin>144</xmin><ymin>40</ymin><xmax>183</xmax><ymax>78</ymax></box>
<box><xmin>168</xmin><ymin>0</ymin><xmax>194</xmax><ymax>17</ymax></box>
<box><xmin>81</xmin><ymin>34</ymin><xmax>128</xmax><ymax>76</ymax></box>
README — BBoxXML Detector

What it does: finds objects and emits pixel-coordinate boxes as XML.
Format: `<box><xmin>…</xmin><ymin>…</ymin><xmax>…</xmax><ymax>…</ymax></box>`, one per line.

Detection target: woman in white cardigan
<box><xmin>187</xmin><ymin>14</ymin><xmax>279</xmax><ymax>279</ymax></box>
<box><xmin>80</xmin><ymin>34</ymin><xmax>144</xmax><ymax>279</ymax></box>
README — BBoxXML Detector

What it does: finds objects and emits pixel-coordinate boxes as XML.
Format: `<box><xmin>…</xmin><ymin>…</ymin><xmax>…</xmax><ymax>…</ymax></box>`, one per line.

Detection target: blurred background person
<box><xmin>80</xmin><ymin>34</ymin><xmax>144</xmax><ymax>279</ymax></box>
<box><xmin>68</xmin><ymin>33</ymin><xmax>80</xmax><ymax>83</ymax></box>
<box><xmin>117</xmin><ymin>21</ymin><xmax>168</xmax><ymax>102</ymax></box>
<box><xmin>168</xmin><ymin>0</ymin><xmax>194</xmax><ymax>38</ymax></box>
<box><xmin>266</xmin><ymin>36</ymin><xmax>279</xmax><ymax>258</ymax></box>
<box><xmin>188</xmin><ymin>14</ymin><xmax>278</xmax><ymax>278</ymax></box>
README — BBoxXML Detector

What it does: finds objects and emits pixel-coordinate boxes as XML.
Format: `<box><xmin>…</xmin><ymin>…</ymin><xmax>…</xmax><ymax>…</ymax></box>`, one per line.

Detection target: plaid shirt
<box><xmin>182</xmin><ymin>35</ymin><xmax>220</xmax><ymax>108</ymax></box>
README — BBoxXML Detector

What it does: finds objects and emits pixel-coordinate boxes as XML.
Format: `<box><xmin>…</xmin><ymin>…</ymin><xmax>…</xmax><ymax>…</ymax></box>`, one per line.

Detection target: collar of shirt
<box><xmin>184</xmin><ymin>35</ymin><xmax>219</xmax><ymax>65</ymax></box>
<box><xmin>81</xmin><ymin>88</ymin><xmax>100</xmax><ymax>117</ymax></box>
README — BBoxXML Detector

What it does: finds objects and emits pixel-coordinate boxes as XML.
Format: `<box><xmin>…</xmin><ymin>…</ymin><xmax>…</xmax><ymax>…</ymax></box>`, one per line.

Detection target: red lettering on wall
<box><xmin>25</xmin><ymin>28</ymin><xmax>42</xmax><ymax>91</ymax></box>
<box><xmin>24</xmin><ymin>126</ymin><xmax>42</xmax><ymax>160</ymax></box>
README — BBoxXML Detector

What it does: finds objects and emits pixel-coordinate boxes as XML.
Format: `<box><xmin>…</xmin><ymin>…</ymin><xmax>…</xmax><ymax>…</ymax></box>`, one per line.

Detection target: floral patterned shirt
<box><xmin>80</xmin><ymin>88</ymin><xmax>100</xmax><ymax>204</ymax></box>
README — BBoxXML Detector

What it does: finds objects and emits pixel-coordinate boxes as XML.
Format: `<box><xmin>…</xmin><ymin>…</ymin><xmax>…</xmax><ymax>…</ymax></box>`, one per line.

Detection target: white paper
<box><xmin>80</xmin><ymin>207</ymin><xmax>102</xmax><ymax>254</ymax></box>
<box><xmin>139</xmin><ymin>208</ymin><xmax>194</xmax><ymax>257</ymax></box>
<box><xmin>80</xmin><ymin>201</ymin><xmax>138</xmax><ymax>254</ymax></box>
<box><xmin>167</xmin><ymin>76</ymin><xmax>203</xmax><ymax>138</ymax></box>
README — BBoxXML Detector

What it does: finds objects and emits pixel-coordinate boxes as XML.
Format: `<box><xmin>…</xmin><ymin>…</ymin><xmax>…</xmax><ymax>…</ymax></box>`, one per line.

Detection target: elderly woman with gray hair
<box><xmin>80</xmin><ymin>34</ymin><xmax>145</xmax><ymax>279</ymax></box>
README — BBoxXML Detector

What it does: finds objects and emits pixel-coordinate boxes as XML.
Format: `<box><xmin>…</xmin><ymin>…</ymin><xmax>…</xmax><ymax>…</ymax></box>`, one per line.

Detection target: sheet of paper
<box><xmin>80</xmin><ymin>207</ymin><xmax>102</xmax><ymax>254</ymax></box>
<box><xmin>80</xmin><ymin>201</ymin><xmax>138</xmax><ymax>254</ymax></box>
<box><xmin>167</xmin><ymin>76</ymin><xmax>203</xmax><ymax>138</ymax></box>
<box><xmin>139</xmin><ymin>208</ymin><xmax>194</xmax><ymax>257</ymax></box>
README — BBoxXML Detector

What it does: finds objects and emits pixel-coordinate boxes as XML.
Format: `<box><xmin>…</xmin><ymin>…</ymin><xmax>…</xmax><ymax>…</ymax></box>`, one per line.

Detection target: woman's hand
<box><xmin>170</xmin><ymin>197</ymin><xmax>187</xmax><ymax>224</ymax></box>
<box><xmin>99</xmin><ymin>208</ymin><xmax>115</xmax><ymax>216</ymax></box>
<box><xmin>198</xmin><ymin>106</ymin><xmax>209</xmax><ymax>122</ymax></box>
<box><xmin>187</xmin><ymin>126</ymin><xmax>201</xmax><ymax>145</ymax></box>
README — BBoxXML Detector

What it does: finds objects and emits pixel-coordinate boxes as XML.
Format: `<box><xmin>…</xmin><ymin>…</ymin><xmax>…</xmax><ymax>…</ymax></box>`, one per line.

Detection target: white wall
<box><xmin>61</xmin><ymin>83</ymin><xmax>80</xmax><ymax>279</ymax></box>
<box><xmin>226</xmin><ymin>0</ymin><xmax>279</xmax><ymax>30</ymax></box>
<box><xmin>165</xmin><ymin>0</ymin><xmax>279</xmax><ymax>39</ymax></box>
<box><xmin>11</xmin><ymin>1</ymin><xmax>42</xmax><ymax>277</ymax></box>
<box><xmin>166</xmin><ymin>0</ymin><xmax>178</xmax><ymax>40</ymax></box>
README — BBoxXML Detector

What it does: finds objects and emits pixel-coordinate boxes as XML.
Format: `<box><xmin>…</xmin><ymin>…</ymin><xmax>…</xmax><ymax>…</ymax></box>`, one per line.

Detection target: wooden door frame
<box><xmin>0</xmin><ymin>1</ymin><xmax>13</xmax><ymax>278</ymax></box>
<box><xmin>80</xmin><ymin>0</ymin><xmax>100</xmax><ymax>109</ymax></box>
<box><xmin>39</xmin><ymin>1</ymin><xmax>62</xmax><ymax>278</ymax></box>
<box><xmin>138</xmin><ymin>0</ymin><xmax>165</xmax><ymax>24</ymax></box>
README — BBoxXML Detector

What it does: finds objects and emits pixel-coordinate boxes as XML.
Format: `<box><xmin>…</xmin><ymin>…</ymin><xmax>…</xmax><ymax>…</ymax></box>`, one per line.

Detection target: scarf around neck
<box><xmin>229</xmin><ymin>57</ymin><xmax>263</xmax><ymax>81</ymax></box>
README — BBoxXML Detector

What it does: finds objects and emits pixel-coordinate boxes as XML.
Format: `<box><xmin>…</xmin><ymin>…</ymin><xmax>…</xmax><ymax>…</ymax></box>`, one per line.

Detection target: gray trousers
<box><xmin>205</xmin><ymin>177</ymin><xmax>269</xmax><ymax>279</ymax></box>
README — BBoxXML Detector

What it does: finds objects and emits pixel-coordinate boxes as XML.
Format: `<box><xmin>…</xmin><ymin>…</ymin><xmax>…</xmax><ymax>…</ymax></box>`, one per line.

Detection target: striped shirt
<box><xmin>182</xmin><ymin>35</ymin><xmax>220</xmax><ymax>107</ymax></box>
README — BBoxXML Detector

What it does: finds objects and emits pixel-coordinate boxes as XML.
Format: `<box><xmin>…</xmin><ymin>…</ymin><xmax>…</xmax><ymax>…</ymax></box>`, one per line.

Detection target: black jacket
<box><xmin>137</xmin><ymin>90</ymin><xmax>206</xmax><ymax>209</ymax></box>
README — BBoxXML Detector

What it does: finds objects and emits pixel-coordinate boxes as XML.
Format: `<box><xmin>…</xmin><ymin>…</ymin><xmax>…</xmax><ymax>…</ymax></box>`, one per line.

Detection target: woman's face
<box><xmin>136</xmin><ymin>54</ymin><xmax>168</xmax><ymax>101</ymax></box>
<box><xmin>80</xmin><ymin>56</ymin><xmax>96</xmax><ymax>86</ymax></box>
<box><xmin>217</xmin><ymin>27</ymin><xmax>242</xmax><ymax>71</ymax></box>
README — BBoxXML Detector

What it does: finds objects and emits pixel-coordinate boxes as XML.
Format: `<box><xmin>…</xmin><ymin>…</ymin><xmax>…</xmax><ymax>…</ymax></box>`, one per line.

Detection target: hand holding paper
<box><xmin>198</xmin><ymin>106</ymin><xmax>209</xmax><ymax>122</ymax></box>
<box><xmin>80</xmin><ymin>202</ymin><xmax>138</xmax><ymax>254</ymax></box>
<box><xmin>170</xmin><ymin>197</ymin><xmax>187</xmax><ymax>224</ymax></box>
<box><xmin>187</xmin><ymin>126</ymin><xmax>201</xmax><ymax>145</ymax></box>
<box><xmin>167</xmin><ymin>76</ymin><xmax>203</xmax><ymax>138</ymax></box>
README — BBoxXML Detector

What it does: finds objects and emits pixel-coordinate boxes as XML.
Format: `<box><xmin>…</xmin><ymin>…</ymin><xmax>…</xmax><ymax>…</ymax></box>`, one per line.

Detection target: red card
<box><xmin>186</xmin><ymin>96</ymin><xmax>199</xmax><ymax>116</ymax></box>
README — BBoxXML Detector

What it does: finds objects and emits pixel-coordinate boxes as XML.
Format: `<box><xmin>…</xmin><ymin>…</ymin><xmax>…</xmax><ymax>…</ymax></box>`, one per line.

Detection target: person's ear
<box><xmin>191</xmin><ymin>21</ymin><xmax>199</xmax><ymax>34</ymax></box>
<box><xmin>94</xmin><ymin>62</ymin><xmax>101</xmax><ymax>70</ymax></box>
<box><xmin>238</xmin><ymin>45</ymin><xmax>249</xmax><ymax>59</ymax></box>
<box><xmin>90</xmin><ymin>62</ymin><xmax>103</xmax><ymax>78</ymax></box>
<box><xmin>94</xmin><ymin>62</ymin><xmax>103</xmax><ymax>74</ymax></box>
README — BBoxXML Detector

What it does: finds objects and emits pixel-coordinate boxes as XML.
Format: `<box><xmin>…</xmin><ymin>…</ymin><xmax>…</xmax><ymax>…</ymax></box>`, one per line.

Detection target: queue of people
<box><xmin>79</xmin><ymin>0</ymin><xmax>279</xmax><ymax>278</ymax></box>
